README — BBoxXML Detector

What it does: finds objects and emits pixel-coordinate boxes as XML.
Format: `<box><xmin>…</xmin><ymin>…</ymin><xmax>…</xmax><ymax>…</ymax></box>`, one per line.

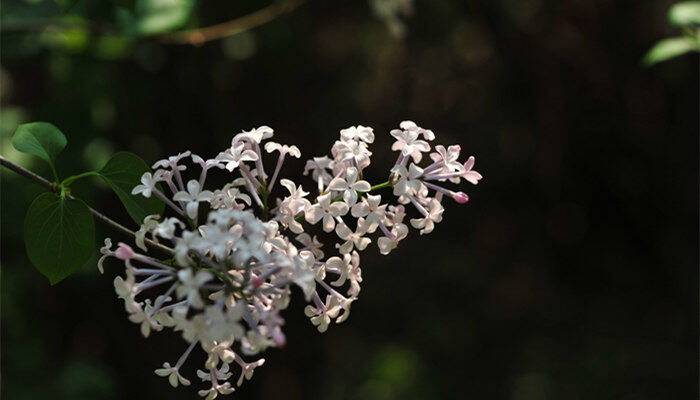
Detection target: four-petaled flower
<box><xmin>350</xmin><ymin>194</ymin><xmax>387</xmax><ymax>233</ymax></box>
<box><xmin>176</xmin><ymin>269</ymin><xmax>213</xmax><ymax>309</ymax></box>
<box><xmin>410</xmin><ymin>198</ymin><xmax>444</xmax><ymax>234</ymax></box>
<box><xmin>305</xmin><ymin>193</ymin><xmax>349</xmax><ymax>232</ymax></box>
<box><xmin>463</xmin><ymin>156</ymin><xmax>483</xmax><ymax>185</ymax></box>
<box><xmin>173</xmin><ymin>180</ymin><xmax>214</xmax><ymax>219</ymax></box>
<box><xmin>216</xmin><ymin>142</ymin><xmax>258</xmax><ymax>172</ymax></box>
<box><xmin>327</xmin><ymin>167</ymin><xmax>371</xmax><ymax>205</ymax></box>
<box><xmin>390</xmin><ymin>123</ymin><xmax>431</xmax><ymax>162</ymax></box>
<box><xmin>132</xmin><ymin>170</ymin><xmax>164</xmax><ymax>198</ymax></box>
<box><xmin>335</xmin><ymin>218</ymin><xmax>372</xmax><ymax>254</ymax></box>
<box><xmin>155</xmin><ymin>362</ymin><xmax>191</xmax><ymax>387</ymax></box>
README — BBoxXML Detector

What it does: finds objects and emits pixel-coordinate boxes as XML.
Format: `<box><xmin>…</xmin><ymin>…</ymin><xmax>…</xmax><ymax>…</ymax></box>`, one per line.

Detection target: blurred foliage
<box><xmin>643</xmin><ymin>2</ymin><xmax>700</xmax><ymax>66</ymax></box>
<box><xmin>1</xmin><ymin>0</ymin><xmax>697</xmax><ymax>399</ymax></box>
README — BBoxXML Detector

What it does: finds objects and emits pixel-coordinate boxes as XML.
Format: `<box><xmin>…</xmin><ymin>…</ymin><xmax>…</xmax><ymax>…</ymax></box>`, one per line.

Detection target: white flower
<box><xmin>153</xmin><ymin>217</ymin><xmax>183</xmax><ymax>241</ymax></box>
<box><xmin>241</xmin><ymin>330</ymin><xmax>273</xmax><ymax>356</ymax></box>
<box><xmin>232</xmin><ymin>126</ymin><xmax>273</xmax><ymax>144</ymax></box>
<box><xmin>340</xmin><ymin>125</ymin><xmax>375</xmax><ymax>143</ymax></box>
<box><xmin>197</xmin><ymin>362</ymin><xmax>233</xmax><ymax>382</ymax></box>
<box><xmin>134</xmin><ymin>215</ymin><xmax>160</xmax><ymax>251</ymax></box>
<box><xmin>155</xmin><ymin>362</ymin><xmax>191</xmax><ymax>387</ymax></box>
<box><xmin>198</xmin><ymin>380</ymin><xmax>235</xmax><ymax>399</ymax></box>
<box><xmin>390</xmin><ymin>123</ymin><xmax>431</xmax><ymax>162</ymax></box>
<box><xmin>234</xmin><ymin>358</ymin><xmax>265</xmax><ymax>387</ymax></box>
<box><xmin>335</xmin><ymin>218</ymin><xmax>371</xmax><ymax>254</ymax></box>
<box><xmin>174</xmin><ymin>230</ymin><xmax>205</xmax><ymax>265</ymax></box>
<box><xmin>410</xmin><ymin>198</ymin><xmax>443</xmax><ymax>234</ymax></box>
<box><xmin>176</xmin><ymin>269</ymin><xmax>213</xmax><ymax>308</ymax></box>
<box><xmin>192</xmin><ymin>154</ymin><xmax>225</xmax><ymax>171</ymax></box>
<box><xmin>153</xmin><ymin>151</ymin><xmax>191</xmax><ymax>170</ymax></box>
<box><xmin>128</xmin><ymin>301</ymin><xmax>163</xmax><ymax>337</ymax></box>
<box><xmin>264</xmin><ymin>142</ymin><xmax>301</xmax><ymax>158</ymax></box>
<box><xmin>132</xmin><ymin>170</ymin><xmax>163</xmax><ymax>198</ymax></box>
<box><xmin>211</xmin><ymin>184</ymin><xmax>251</xmax><ymax>210</ymax></box>
<box><xmin>173</xmin><ymin>180</ymin><xmax>214</xmax><ymax>219</ymax></box>
<box><xmin>429</xmin><ymin>144</ymin><xmax>465</xmax><ymax>182</ymax></box>
<box><xmin>400</xmin><ymin>120</ymin><xmax>434</xmax><ymax>140</ymax></box>
<box><xmin>216</xmin><ymin>142</ymin><xmax>258</xmax><ymax>171</ymax></box>
<box><xmin>327</xmin><ymin>167</ymin><xmax>371</xmax><ymax>206</ymax></box>
<box><xmin>377</xmin><ymin>223</ymin><xmax>408</xmax><ymax>255</ymax></box>
<box><xmin>463</xmin><ymin>156</ymin><xmax>483</xmax><ymax>184</ymax></box>
<box><xmin>303</xmin><ymin>156</ymin><xmax>334</xmax><ymax>187</ymax></box>
<box><xmin>305</xmin><ymin>193</ymin><xmax>349</xmax><ymax>232</ymax></box>
<box><xmin>350</xmin><ymin>194</ymin><xmax>386</xmax><ymax>233</ymax></box>
<box><xmin>392</xmin><ymin>163</ymin><xmax>424</xmax><ymax>196</ymax></box>
<box><xmin>202</xmin><ymin>340</ymin><xmax>236</xmax><ymax>369</ymax></box>
<box><xmin>334</xmin><ymin>140</ymin><xmax>372</xmax><ymax>169</ymax></box>
<box><xmin>295</xmin><ymin>233</ymin><xmax>324</xmax><ymax>259</ymax></box>
<box><xmin>279</xmin><ymin>179</ymin><xmax>310</xmax><ymax>213</ymax></box>
<box><xmin>327</xmin><ymin>251</ymin><xmax>362</xmax><ymax>296</ymax></box>
<box><xmin>291</xmin><ymin>251</ymin><xmax>316</xmax><ymax>300</ymax></box>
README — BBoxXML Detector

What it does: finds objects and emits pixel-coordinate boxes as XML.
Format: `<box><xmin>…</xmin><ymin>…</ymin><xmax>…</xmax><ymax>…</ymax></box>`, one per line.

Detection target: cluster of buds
<box><xmin>98</xmin><ymin>121</ymin><xmax>482</xmax><ymax>398</ymax></box>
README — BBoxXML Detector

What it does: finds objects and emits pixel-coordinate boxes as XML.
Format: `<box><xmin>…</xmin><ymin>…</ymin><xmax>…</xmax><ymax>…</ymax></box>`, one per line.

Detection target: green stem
<box><xmin>61</xmin><ymin>171</ymin><xmax>100</xmax><ymax>186</ymax></box>
<box><xmin>368</xmin><ymin>180</ymin><xmax>392</xmax><ymax>192</ymax></box>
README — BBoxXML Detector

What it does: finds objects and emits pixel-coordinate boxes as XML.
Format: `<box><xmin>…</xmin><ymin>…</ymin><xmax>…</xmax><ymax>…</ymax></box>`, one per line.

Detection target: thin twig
<box><xmin>159</xmin><ymin>0</ymin><xmax>308</xmax><ymax>45</ymax></box>
<box><xmin>0</xmin><ymin>155</ymin><xmax>174</xmax><ymax>257</ymax></box>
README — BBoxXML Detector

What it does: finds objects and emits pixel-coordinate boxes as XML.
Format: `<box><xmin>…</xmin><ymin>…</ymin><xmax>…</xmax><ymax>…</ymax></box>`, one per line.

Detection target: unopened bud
<box><xmin>453</xmin><ymin>192</ymin><xmax>469</xmax><ymax>204</ymax></box>
<box><xmin>115</xmin><ymin>243</ymin><xmax>135</xmax><ymax>260</ymax></box>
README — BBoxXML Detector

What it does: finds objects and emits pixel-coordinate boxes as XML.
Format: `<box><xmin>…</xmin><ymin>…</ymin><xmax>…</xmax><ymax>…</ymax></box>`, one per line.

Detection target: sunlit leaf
<box><xmin>97</xmin><ymin>152</ymin><xmax>164</xmax><ymax>224</ymax></box>
<box><xmin>668</xmin><ymin>2</ymin><xmax>700</xmax><ymax>27</ymax></box>
<box><xmin>643</xmin><ymin>36</ymin><xmax>699</xmax><ymax>66</ymax></box>
<box><xmin>12</xmin><ymin>122</ymin><xmax>67</xmax><ymax>175</ymax></box>
<box><xmin>24</xmin><ymin>193</ymin><xmax>95</xmax><ymax>285</ymax></box>
<box><xmin>134</xmin><ymin>0</ymin><xmax>195</xmax><ymax>35</ymax></box>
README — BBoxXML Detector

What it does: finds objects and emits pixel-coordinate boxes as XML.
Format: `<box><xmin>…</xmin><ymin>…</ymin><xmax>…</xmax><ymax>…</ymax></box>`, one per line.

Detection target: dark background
<box><xmin>1</xmin><ymin>0</ymin><xmax>697</xmax><ymax>399</ymax></box>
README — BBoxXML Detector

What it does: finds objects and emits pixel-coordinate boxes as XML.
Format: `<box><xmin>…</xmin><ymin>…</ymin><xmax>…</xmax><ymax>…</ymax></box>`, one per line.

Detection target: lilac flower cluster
<box><xmin>98</xmin><ymin>121</ymin><xmax>482</xmax><ymax>397</ymax></box>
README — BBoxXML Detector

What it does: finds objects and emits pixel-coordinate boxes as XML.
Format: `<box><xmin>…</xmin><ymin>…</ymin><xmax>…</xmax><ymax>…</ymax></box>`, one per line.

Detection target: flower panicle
<box><xmin>101</xmin><ymin>121</ymin><xmax>482</xmax><ymax>397</ymax></box>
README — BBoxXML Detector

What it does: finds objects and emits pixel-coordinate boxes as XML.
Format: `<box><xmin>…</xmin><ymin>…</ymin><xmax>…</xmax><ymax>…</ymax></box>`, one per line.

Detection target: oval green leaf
<box><xmin>643</xmin><ymin>36</ymin><xmax>699</xmax><ymax>66</ymax></box>
<box><xmin>668</xmin><ymin>2</ymin><xmax>700</xmax><ymax>27</ymax></box>
<box><xmin>12</xmin><ymin>122</ymin><xmax>67</xmax><ymax>173</ymax></box>
<box><xmin>98</xmin><ymin>152</ymin><xmax>164</xmax><ymax>225</ymax></box>
<box><xmin>135</xmin><ymin>0</ymin><xmax>195</xmax><ymax>35</ymax></box>
<box><xmin>24</xmin><ymin>193</ymin><xmax>95</xmax><ymax>285</ymax></box>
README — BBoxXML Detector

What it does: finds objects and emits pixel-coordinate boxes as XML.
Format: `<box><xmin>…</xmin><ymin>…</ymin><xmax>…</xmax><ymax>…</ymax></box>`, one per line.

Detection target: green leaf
<box><xmin>12</xmin><ymin>122</ymin><xmax>67</xmax><ymax>178</ymax></box>
<box><xmin>668</xmin><ymin>2</ymin><xmax>700</xmax><ymax>27</ymax></box>
<box><xmin>24</xmin><ymin>193</ymin><xmax>95</xmax><ymax>285</ymax></box>
<box><xmin>134</xmin><ymin>0</ymin><xmax>195</xmax><ymax>35</ymax></box>
<box><xmin>643</xmin><ymin>36</ymin><xmax>699</xmax><ymax>66</ymax></box>
<box><xmin>97</xmin><ymin>152</ymin><xmax>164</xmax><ymax>224</ymax></box>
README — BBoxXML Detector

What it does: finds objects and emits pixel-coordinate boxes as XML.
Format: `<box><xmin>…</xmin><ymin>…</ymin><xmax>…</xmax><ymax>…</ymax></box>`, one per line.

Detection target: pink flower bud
<box><xmin>453</xmin><ymin>192</ymin><xmax>469</xmax><ymax>204</ymax></box>
<box><xmin>272</xmin><ymin>330</ymin><xmax>286</xmax><ymax>347</ymax></box>
<box><xmin>251</xmin><ymin>276</ymin><xmax>264</xmax><ymax>289</ymax></box>
<box><xmin>114</xmin><ymin>243</ymin><xmax>135</xmax><ymax>260</ymax></box>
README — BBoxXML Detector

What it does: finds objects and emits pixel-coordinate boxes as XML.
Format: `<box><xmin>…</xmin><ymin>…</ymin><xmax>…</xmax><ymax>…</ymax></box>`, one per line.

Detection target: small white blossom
<box><xmin>176</xmin><ymin>269</ymin><xmax>213</xmax><ymax>309</ymax></box>
<box><xmin>132</xmin><ymin>170</ymin><xmax>163</xmax><ymax>198</ymax></box>
<box><xmin>173</xmin><ymin>180</ymin><xmax>214</xmax><ymax>219</ymax></box>
<box><xmin>327</xmin><ymin>167</ymin><xmax>371</xmax><ymax>206</ymax></box>
<box><xmin>340</xmin><ymin>125</ymin><xmax>375</xmax><ymax>143</ymax></box>
<box><xmin>155</xmin><ymin>362</ymin><xmax>191</xmax><ymax>387</ymax></box>
<box><xmin>305</xmin><ymin>193</ymin><xmax>349</xmax><ymax>232</ymax></box>
<box><xmin>216</xmin><ymin>142</ymin><xmax>258</xmax><ymax>172</ymax></box>
<box><xmin>335</xmin><ymin>218</ymin><xmax>372</xmax><ymax>254</ymax></box>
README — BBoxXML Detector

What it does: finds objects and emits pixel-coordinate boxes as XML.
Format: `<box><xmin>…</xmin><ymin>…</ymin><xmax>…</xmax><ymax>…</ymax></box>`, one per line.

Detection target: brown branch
<box><xmin>159</xmin><ymin>0</ymin><xmax>308</xmax><ymax>46</ymax></box>
<box><xmin>0</xmin><ymin>155</ymin><xmax>174</xmax><ymax>257</ymax></box>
